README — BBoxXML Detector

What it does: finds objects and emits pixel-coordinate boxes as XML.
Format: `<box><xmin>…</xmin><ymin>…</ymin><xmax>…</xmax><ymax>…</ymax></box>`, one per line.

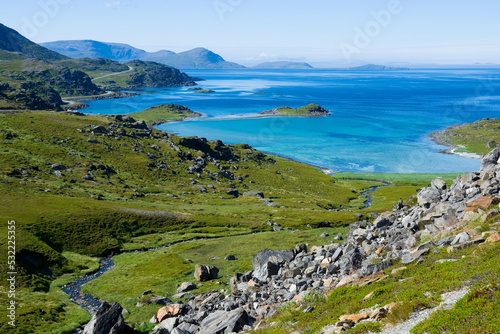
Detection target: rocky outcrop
<box><xmin>83</xmin><ymin>302</ymin><xmax>124</xmax><ymax>334</ymax></box>
<box><xmin>147</xmin><ymin>148</ymin><xmax>500</xmax><ymax>334</ymax></box>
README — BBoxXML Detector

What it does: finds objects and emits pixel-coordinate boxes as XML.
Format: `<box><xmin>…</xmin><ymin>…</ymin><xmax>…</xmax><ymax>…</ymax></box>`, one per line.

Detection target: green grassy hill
<box><xmin>0</xmin><ymin>109</ymin><xmax>394</xmax><ymax>333</ymax></box>
<box><xmin>0</xmin><ymin>24</ymin><xmax>199</xmax><ymax>110</ymax></box>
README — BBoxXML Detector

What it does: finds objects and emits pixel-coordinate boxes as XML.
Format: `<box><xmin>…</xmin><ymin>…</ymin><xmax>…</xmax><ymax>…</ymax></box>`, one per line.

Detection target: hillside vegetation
<box><xmin>0</xmin><ymin>23</ymin><xmax>199</xmax><ymax>110</ymax></box>
<box><xmin>0</xmin><ymin>108</ymin><xmax>396</xmax><ymax>333</ymax></box>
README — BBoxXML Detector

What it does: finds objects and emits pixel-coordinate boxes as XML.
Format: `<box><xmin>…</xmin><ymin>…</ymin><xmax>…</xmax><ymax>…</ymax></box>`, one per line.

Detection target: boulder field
<box><xmin>85</xmin><ymin>148</ymin><xmax>500</xmax><ymax>334</ymax></box>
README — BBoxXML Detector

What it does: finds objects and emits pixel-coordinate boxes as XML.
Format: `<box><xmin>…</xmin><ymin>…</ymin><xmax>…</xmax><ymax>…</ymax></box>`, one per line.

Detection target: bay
<box><xmin>84</xmin><ymin>69</ymin><xmax>500</xmax><ymax>173</ymax></box>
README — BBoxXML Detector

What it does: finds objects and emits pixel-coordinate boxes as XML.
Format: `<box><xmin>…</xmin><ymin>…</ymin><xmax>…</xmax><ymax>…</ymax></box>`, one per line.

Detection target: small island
<box><xmin>260</xmin><ymin>103</ymin><xmax>331</xmax><ymax>117</ymax></box>
<box><xmin>129</xmin><ymin>103</ymin><xmax>202</xmax><ymax>126</ymax></box>
<box><xmin>196</xmin><ymin>89</ymin><xmax>215</xmax><ymax>93</ymax></box>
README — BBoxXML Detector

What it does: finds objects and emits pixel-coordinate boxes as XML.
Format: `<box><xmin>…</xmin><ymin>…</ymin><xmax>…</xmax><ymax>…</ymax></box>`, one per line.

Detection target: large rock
<box><xmin>417</xmin><ymin>187</ymin><xmax>441</xmax><ymax>206</ymax></box>
<box><xmin>480</xmin><ymin>147</ymin><xmax>500</xmax><ymax>172</ymax></box>
<box><xmin>252</xmin><ymin>244</ymin><xmax>306</xmax><ymax>281</ymax></box>
<box><xmin>466</xmin><ymin>196</ymin><xmax>500</xmax><ymax>212</ymax></box>
<box><xmin>83</xmin><ymin>302</ymin><xmax>124</xmax><ymax>334</ymax></box>
<box><xmin>151</xmin><ymin>317</ymin><xmax>179</xmax><ymax>334</ymax></box>
<box><xmin>194</xmin><ymin>265</ymin><xmax>219</xmax><ymax>281</ymax></box>
<box><xmin>242</xmin><ymin>191</ymin><xmax>264</xmax><ymax>198</ymax></box>
<box><xmin>199</xmin><ymin>308</ymin><xmax>248</xmax><ymax>334</ymax></box>
<box><xmin>157</xmin><ymin>304</ymin><xmax>187</xmax><ymax>322</ymax></box>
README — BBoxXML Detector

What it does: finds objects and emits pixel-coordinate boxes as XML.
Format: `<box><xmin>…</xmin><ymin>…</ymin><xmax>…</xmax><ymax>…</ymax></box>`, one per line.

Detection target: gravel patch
<box><xmin>375</xmin><ymin>288</ymin><xmax>469</xmax><ymax>334</ymax></box>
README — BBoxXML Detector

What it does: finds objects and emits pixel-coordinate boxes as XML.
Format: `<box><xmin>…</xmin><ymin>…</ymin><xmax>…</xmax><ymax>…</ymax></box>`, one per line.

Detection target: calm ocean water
<box><xmin>84</xmin><ymin>69</ymin><xmax>500</xmax><ymax>173</ymax></box>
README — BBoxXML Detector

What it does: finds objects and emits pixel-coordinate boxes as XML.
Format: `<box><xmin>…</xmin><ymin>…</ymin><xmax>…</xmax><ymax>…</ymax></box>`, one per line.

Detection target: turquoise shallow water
<box><xmin>84</xmin><ymin>69</ymin><xmax>500</xmax><ymax>173</ymax></box>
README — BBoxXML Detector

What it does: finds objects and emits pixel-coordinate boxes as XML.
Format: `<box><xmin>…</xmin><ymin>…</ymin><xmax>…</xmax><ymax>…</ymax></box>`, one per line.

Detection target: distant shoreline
<box><xmin>429</xmin><ymin>128</ymin><xmax>482</xmax><ymax>160</ymax></box>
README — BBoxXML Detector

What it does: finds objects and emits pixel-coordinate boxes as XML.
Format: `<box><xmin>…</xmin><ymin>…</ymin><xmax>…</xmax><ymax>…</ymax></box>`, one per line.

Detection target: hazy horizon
<box><xmin>1</xmin><ymin>0</ymin><xmax>499</xmax><ymax>67</ymax></box>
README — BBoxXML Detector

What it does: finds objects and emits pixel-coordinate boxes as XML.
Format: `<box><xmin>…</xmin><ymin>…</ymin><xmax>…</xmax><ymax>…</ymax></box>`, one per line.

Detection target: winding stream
<box><xmin>61</xmin><ymin>235</ymin><xmax>253</xmax><ymax>315</ymax></box>
<box><xmin>61</xmin><ymin>183</ymin><xmax>390</xmax><ymax>318</ymax></box>
<box><xmin>360</xmin><ymin>182</ymin><xmax>391</xmax><ymax>210</ymax></box>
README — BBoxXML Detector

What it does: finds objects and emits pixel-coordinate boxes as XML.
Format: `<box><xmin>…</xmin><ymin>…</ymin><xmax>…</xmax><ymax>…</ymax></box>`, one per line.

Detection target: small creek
<box><xmin>61</xmin><ymin>184</ymin><xmax>389</xmax><ymax>317</ymax></box>
<box><xmin>61</xmin><ymin>235</ymin><xmax>255</xmax><ymax>315</ymax></box>
<box><xmin>359</xmin><ymin>182</ymin><xmax>391</xmax><ymax>210</ymax></box>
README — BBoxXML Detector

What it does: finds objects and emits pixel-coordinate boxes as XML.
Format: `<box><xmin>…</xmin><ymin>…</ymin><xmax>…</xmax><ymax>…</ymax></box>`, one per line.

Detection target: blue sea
<box><xmin>84</xmin><ymin>69</ymin><xmax>500</xmax><ymax>173</ymax></box>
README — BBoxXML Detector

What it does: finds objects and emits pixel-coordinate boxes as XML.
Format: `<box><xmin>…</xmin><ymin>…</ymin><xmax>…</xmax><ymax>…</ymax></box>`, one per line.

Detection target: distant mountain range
<box><xmin>0</xmin><ymin>23</ymin><xmax>198</xmax><ymax>110</ymax></box>
<box><xmin>41</xmin><ymin>40</ymin><xmax>245</xmax><ymax>69</ymax></box>
<box><xmin>346</xmin><ymin>64</ymin><xmax>410</xmax><ymax>71</ymax></box>
<box><xmin>252</xmin><ymin>61</ymin><xmax>313</xmax><ymax>69</ymax></box>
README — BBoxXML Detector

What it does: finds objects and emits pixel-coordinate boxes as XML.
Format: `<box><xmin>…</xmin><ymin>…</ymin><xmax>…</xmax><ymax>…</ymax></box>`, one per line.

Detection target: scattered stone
<box><xmin>451</xmin><ymin>232</ymin><xmax>470</xmax><ymax>245</ymax></box>
<box><xmin>177</xmin><ymin>282</ymin><xmax>196</xmax><ymax>293</ymax></box>
<box><xmin>487</xmin><ymin>233</ymin><xmax>500</xmax><ymax>243</ymax></box>
<box><xmin>363</xmin><ymin>291</ymin><xmax>374</xmax><ymax>300</ymax></box>
<box><xmin>226</xmin><ymin>189</ymin><xmax>239</xmax><ymax>197</ymax></box>
<box><xmin>225</xmin><ymin>255</ymin><xmax>236</xmax><ymax>261</ymax></box>
<box><xmin>391</xmin><ymin>267</ymin><xmax>407</xmax><ymax>275</ymax></box>
<box><xmin>194</xmin><ymin>265</ymin><xmax>219</xmax><ymax>281</ymax></box>
<box><xmin>242</xmin><ymin>191</ymin><xmax>264</xmax><ymax>198</ymax></box>
<box><xmin>401</xmin><ymin>248</ymin><xmax>430</xmax><ymax>264</ymax></box>
<box><xmin>320</xmin><ymin>232</ymin><xmax>329</xmax><ymax>237</ymax></box>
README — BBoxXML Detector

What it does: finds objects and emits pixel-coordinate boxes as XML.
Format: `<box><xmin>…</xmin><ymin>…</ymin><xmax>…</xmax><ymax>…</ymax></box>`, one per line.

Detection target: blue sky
<box><xmin>1</xmin><ymin>0</ymin><xmax>499</xmax><ymax>66</ymax></box>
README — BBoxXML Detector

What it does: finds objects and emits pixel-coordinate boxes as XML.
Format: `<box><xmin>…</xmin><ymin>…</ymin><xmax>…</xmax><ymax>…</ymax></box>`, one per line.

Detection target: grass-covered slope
<box><xmin>0</xmin><ymin>23</ymin><xmax>68</xmax><ymax>61</ymax></box>
<box><xmin>0</xmin><ymin>109</ymin><xmax>378</xmax><ymax>280</ymax></box>
<box><xmin>0</xmin><ymin>24</ymin><xmax>199</xmax><ymax>110</ymax></box>
<box><xmin>55</xmin><ymin>57</ymin><xmax>130</xmax><ymax>79</ymax></box>
<box><xmin>0</xmin><ymin>56</ymin><xmax>102</xmax><ymax>110</ymax></box>
<box><xmin>92</xmin><ymin>60</ymin><xmax>199</xmax><ymax>90</ymax></box>
<box><xmin>0</xmin><ymin>109</ymin><xmax>385</xmax><ymax>333</ymax></box>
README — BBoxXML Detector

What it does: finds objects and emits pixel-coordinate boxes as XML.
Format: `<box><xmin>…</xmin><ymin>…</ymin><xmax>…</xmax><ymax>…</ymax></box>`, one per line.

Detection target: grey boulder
<box><xmin>83</xmin><ymin>302</ymin><xmax>124</xmax><ymax>334</ymax></box>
